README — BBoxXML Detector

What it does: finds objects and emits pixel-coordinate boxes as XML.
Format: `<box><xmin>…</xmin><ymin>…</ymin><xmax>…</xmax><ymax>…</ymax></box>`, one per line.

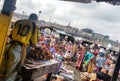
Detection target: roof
<box><xmin>39</xmin><ymin>26</ymin><xmax>59</xmax><ymax>30</ymax></box>
<box><xmin>61</xmin><ymin>0</ymin><xmax>120</xmax><ymax>5</ymax></box>
<box><xmin>54</xmin><ymin>29</ymin><xmax>66</xmax><ymax>35</ymax></box>
<box><xmin>55</xmin><ymin>29</ymin><xmax>72</xmax><ymax>36</ymax></box>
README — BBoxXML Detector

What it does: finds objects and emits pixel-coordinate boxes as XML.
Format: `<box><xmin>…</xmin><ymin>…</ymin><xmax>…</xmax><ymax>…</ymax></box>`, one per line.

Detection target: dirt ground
<box><xmin>64</xmin><ymin>62</ymin><xmax>82</xmax><ymax>81</ymax></box>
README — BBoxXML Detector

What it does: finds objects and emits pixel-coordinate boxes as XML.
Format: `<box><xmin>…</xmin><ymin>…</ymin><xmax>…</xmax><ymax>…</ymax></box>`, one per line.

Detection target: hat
<box><xmin>29</xmin><ymin>13</ymin><xmax>38</xmax><ymax>23</ymax></box>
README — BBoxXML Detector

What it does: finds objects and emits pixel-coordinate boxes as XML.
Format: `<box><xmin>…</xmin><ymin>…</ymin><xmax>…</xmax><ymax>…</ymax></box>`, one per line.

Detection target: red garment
<box><xmin>93</xmin><ymin>51</ymin><xmax>98</xmax><ymax>56</ymax></box>
<box><xmin>76</xmin><ymin>50</ymin><xmax>85</xmax><ymax>68</ymax></box>
<box><xmin>39</xmin><ymin>37</ymin><xmax>44</xmax><ymax>41</ymax></box>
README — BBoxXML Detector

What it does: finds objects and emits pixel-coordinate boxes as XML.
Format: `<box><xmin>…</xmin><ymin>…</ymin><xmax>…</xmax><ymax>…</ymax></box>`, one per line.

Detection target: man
<box><xmin>96</xmin><ymin>52</ymin><xmax>106</xmax><ymax>71</ymax></box>
<box><xmin>0</xmin><ymin>13</ymin><xmax>38</xmax><ymax>81</ymax></box>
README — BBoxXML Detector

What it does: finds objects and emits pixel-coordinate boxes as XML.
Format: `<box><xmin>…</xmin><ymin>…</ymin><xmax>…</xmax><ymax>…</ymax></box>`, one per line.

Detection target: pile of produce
<box><xmin>27</xmin><ymin>47</ymin><xmax>53</xmax><ymax>60</ymax></box>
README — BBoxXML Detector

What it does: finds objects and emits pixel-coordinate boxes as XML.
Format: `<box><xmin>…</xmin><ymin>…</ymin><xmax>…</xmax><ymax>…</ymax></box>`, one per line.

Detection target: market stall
<box><xmin>20</xmin><ymin>44</ymin><xmax>59</xmax><ymax>81</ymax></box>
<box><xmin>22</xmin><ymin>59</ymin><xmax>59</xmax><ymax>81</ymax></box>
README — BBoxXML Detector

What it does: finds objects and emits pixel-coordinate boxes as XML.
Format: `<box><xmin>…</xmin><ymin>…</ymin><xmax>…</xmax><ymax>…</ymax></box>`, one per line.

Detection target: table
<box><xmin>81</xmin><ymin>72</ymin><xmax>96</xmax><ymax>81</ymax></box>
<box><xmin>21</xmin><ymin>59</ymin><xmax>59</xmax><ymax>81</ymax></box>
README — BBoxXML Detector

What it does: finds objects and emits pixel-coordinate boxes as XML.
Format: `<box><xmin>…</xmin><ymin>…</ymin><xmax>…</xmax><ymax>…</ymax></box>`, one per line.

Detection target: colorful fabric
<box><xmin>83</xmin><ymin>52</ymin><xmax>94</xmax><ymax>65</ymax></box>
<box><xmin>76</xmin><ymin>51</ymin><xmax>85</xmax><ymax>68</ymax></box>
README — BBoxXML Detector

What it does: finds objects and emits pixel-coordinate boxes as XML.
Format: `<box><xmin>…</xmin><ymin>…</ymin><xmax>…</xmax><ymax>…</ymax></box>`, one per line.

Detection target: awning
<box><xmin>55</xmin><ymin>29</ymin><xmax>67</xmax><ymax>35</ymax></box>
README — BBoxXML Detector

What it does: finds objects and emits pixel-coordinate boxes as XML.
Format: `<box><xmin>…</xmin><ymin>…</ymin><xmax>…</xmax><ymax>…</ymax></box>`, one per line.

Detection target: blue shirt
<box><xmin>96</xmin><ymin>56</ymin><xmax>106</xmax><ymax>68</ymax></box>
<box><xmin>50</xmin><ymin>47</ymin><xmax>55</xmax><ymax>54</ymax></box>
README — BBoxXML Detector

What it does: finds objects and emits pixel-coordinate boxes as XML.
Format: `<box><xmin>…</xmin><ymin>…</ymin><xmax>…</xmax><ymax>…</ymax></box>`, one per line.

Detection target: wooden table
<box><xmin>21</xmin><ymin>59</ymin><xmax>59</xmax><ymax>81</ymax></box>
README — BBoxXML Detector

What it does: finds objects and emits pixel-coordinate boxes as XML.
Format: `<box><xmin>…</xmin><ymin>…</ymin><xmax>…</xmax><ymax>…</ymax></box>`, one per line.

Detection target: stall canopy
<box><xmin>55</xmin><ymin>29</ymin><xmax>71</xmax><ymax>36</ymax></box>
<box><xmin>55</xmin><ymin>29</ymin><xmax>66</xmax><ymax>34</ymax></box>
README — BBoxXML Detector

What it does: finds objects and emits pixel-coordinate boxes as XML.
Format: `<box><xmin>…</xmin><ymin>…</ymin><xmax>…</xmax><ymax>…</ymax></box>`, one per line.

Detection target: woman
<box><xmin>76</xmin><ymin>47</ymin><xmax>85</xmax><ymax>71</ymax></box>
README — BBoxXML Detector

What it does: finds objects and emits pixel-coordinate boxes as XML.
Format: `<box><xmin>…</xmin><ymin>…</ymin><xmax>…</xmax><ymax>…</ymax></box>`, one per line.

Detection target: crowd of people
<box><xmin>35</xmin><ymin>29</ymin><xmax>120</xmax><ymax>81</ymax></box>
<box><xmin>0</xmin><ymin>12</ymin><xmax>119</xmax><ymax>81</ymax></box>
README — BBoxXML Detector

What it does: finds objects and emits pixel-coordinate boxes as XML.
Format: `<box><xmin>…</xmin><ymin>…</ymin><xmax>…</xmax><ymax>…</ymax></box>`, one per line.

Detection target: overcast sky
<box><xmin>0</xmin><ymin>0</ymin><xmax>120</xmax><ymax>42</ymax></box>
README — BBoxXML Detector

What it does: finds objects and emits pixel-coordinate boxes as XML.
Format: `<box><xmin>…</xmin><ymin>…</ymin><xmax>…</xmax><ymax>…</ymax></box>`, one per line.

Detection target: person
<box><xmin>71</xmin><ymin>41</ymin><xmax>78</xmax><ymax>62</ymax></box>
<box><xmin>96</xmin><ymin>53</ymin><xmax>106</xmax><ymax>71</ymax></box>
<box><xmin>96</xmin><ymin>60</ymin><xmax>118</xmax><ymax>81</ymax></box>
<box><xmin>76</xmin><ymin>46</ymin><xmax>85</xmax><ymax>71</ymax></box>
<box><xmin>55</xmin><ymin>50</ymin><xmax>63</xmax><ymax>62</ymax></box>
<box><xmin>50</xmin><ymin>45</ymin><xmax>56</xmax><ymax>57</ymax></box>
<box><xmin>87</xmin><ymin>56</ymin><xmax>96</xmax><ymax>73</ymax></box>
<box><xmin>0</xmin><ymin>13</ymin><xmax>38</xmax><ymax>81</ymax></box>
<box><xmin>50</xmin><ymin>35</ymin><xmax>56</xmax><ymax>47</ymax></box>
<box><xmin>82</xmin><ymin>49</ymin><xmax>94</xmax><ymax>72</ymax></box>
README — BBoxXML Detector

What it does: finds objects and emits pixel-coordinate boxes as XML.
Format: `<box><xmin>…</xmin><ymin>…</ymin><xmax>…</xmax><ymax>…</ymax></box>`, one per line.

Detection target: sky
<box><xmin>0</xmin><ymin>0</ymin><xmax>120</xmax><ymax>42</ymax></box>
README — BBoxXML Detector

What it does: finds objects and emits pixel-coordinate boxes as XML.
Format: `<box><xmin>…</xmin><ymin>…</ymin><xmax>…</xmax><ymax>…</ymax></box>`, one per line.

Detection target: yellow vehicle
<box><xmin>0</xmin><ymin>0</ymin><xmax>17</xmax><ymax>65</ymax></box>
